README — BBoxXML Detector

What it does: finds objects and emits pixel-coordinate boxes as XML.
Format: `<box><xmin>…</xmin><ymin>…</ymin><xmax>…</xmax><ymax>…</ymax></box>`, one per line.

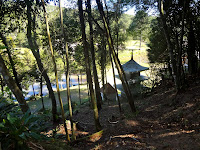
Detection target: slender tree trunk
<box><xmin>25</xmin><ymin>0</ymin><xmax>57</xmax><ymax>122</ymax></box>
<box><xmin>41</xmin><ymin>0</ymin><xmax>70</xmax><ymax>141</ymax></box>
<box><xmin>158</xmin><ymin>0</ymin><xmax>179</xmax><ymax>90</ymax></box>
<box><xmin>109</xmin><ymin>46</ymin><xmax>121</xmax><ymax>113</ymax></box>
<box><xmin>40</xmin><ymin>75</ymin><xmax>45</xmax><ymax>110</ymax></box>
<box><xmin>78</xmin><ymin>0</ymin><xmax>102</xmax><ymax>131</ymax></box>
<box><xmin>188</xmin><ymin>22</ymin><xmax>197</xmax><ymax>74</ymax></box>
<box><xmin>116</xmin><ymin>3</ymin><xmax>119</xmax><ymax>56</ymax></box>
<box><xmin>59</xmin><ymin>0</ymin><xmax>75</xmax><ymax>140</ymax></box>
<box><xmin>0</xmin><ymin>32</ymin><xmax>22</xmax><ymax>91</ymax></box>
<box><xmin>100</xmin><ymin>36</ymin><xmax>107</xmax><ymax>101</ymax></box>
<box><xmin>103</xmin><ymin>0</ymin><xmax>109</xmax><ymax>24</ymax></box>
<box><xmin>87</xmin><ymin>82</ymin><xmax>90</xmax><ymax>104</ymax></box>
<box><xmin>0</xmin><ymin>54</ymin><xmax>30</xmax><ymax>113</ymax></box>
<box><xmin>116</xmin><ymin>28</ymin><xmax>119</xmax><ymax>56</ymax></box>
<box><xmin>60</xmin><ymin>79</ymin><xmax>63</xmax><ymax>90</ymax></box>
<box><xmin>78</xmin><ymin>75</ymin><xmax>81</xmax><ymax>104</ymax></box>
<box><xmin>139</xmin><ymin>31</ymin><xmax>142</xmax><ymax>50</ymax></box>
<box><xmin>176</xmin><ymin>1</ymin><xmax>186</xmax><ymax>90</ymax></box>
<box><xmin>116</xmin><ymin>0</ymin><xmax>120</xmax><ymax>56</ymax></box>
<box><xmin>167</xmin><ymin>59</ymin><xmax>173</xmax><ymax>80</ymax></box>
<box><xmin>32</xmin><ymin>83</ymin><xmax>36</xmax><ymax>101</ymax></box>
<box><xmin>81</xmin><ymin>73</ymin><xmax>82</xmax><ymax>84</ymax></box>
<box><xmin>105</xmin><ymin>67</ymin><xmax>108</xmax><ymax>84</ymax></box>
<box><xmin>86</xmin><ymin>0</ymin><xmax>102</xmax><ymax>110</ymax></box>
<box><xmin>0</xmin><ymin>75</ymin><xmax>3</xmax><ymax>95</ymax></box>
<box><xmin>96</xmin><ymin>0</ymin><xmax>136</xmax><ymax>112</ymax></box>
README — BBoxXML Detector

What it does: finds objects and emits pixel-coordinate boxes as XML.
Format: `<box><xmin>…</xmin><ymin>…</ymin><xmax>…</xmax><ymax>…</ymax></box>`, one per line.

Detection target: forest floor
<box><xmin>41</xmin><ymin>75</ymin><xmax>200</xmax><ymax>150</ymax></box>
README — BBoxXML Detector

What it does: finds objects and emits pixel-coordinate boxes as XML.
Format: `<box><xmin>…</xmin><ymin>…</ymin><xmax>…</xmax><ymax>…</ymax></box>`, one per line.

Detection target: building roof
<box><xmin>122</xmin><ymin>59</ymin><xmax>149</xmax><ymax>73</ymax></box>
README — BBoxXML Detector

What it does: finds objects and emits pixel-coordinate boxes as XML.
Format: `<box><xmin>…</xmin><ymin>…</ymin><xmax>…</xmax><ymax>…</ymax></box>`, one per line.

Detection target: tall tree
<box><xmin>0</xmin><ymin>33</ymin><xmax>22</xmax><ymax>91</ymax></box>
<box><xmin>108</xmin><ymin>46</ymin><xmax>122</xmax><ymax>113</ymax></box>
<box><xmin>128</xmin><ymin>10</ymin><xmax>150</xmax><ymax>50</ymax></box>
<box><xmin>100</xmin><ymin>36</ymin><xmax>107</xmax><ymax>101</ymax></box>
<box><xmin>158</xmin><ymin>0</ymin><xmax>185</xmax><ymax>91</ymax></box>
<box><xmin>41</xmin><ymin>0</ymin><xmax>70</xmax><ymax>141</ymax></box>
<box><xmin>59</xmin><ymin>0</ymin><xmax>75</xmax><ymax>140</ymax></box>
<box><xmin>86</xmin><ymin>0</ymin><xmax>102</xmax><ymax>110</ymax></box>
<box><xmin>96</xmin><ymin>0</ymin><xmax>136</xmax><ymax>112</ymax></box>
<box><xmin>185</xmin><ymin>0</ymin><xmax>198</xmax><ymax>75</ymax></box>
<box><xmin>40</xmin><ymin>75</ymin><xmax>45</xmax><ymax>110</ymax></box>
<box><xmin>25</xmin><ymin>0</ymin><xmax>58</xmax><ymax>122</ymax></box>
<box><xmin>0</xmin><ymin>54</ymin><xmax>30</xmax><ymax>113</ymax></box>
<box><xmin>78</xmin><ymin>0</ymin><xmax>102</xmax><ymax>131</ymax></box>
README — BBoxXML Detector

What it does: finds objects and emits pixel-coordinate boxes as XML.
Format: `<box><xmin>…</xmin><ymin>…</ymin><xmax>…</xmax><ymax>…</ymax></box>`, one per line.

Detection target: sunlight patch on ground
<box><xmin>184</xmin><ymin>103</ymin><xmax>194</xmax><ymax>109</ymax></box>
<box><xmin>108</xmin><ymin>104</ymin><xmax>120</xmax><ymax>108</ymax></box>
<box><xmin>125</xmin><ymin>120</ymin><xmax>139</xmax><ymax>127</ymax></box>
<box><xmin>110</xmin><ymin>134</ymin><xmax>139</xmax><ymax>142</ymax></box>
<box><xmin>89</xmin><ymin>130</ymin><xmax>104</xmax><ymax>142</ymax></box>
<box><xmin>157</xmin><ymin>130</ymin><xmax>195</xmax><ymax>138</ymax></box>
<box><xmin>145</xmin><ymin>104</ymin><xmax>160</xmax><ymax>112</ymax></box>
<box><xmin>91</xmin><ymin>143</ymin><xmax>104</xmax><ymax>150</ymax></box>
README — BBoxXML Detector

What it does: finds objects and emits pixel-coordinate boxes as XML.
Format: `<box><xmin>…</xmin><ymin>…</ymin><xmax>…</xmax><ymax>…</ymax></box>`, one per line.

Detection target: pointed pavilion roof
<box><xmin>122</xmin><ymin>58</ymin><xmax>149</xmax><ymax>73</ymax></box>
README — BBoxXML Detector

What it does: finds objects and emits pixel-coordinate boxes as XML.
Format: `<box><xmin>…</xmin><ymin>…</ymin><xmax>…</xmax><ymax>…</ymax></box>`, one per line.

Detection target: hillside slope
<box><xmin>70</xmin><ymin>74</ymin><xmax>200</xmax><ymax>149</ymax></box>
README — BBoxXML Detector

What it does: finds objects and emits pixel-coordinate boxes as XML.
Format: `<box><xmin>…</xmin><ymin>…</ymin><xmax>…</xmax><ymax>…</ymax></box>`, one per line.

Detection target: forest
<box><xmin>0</xmin><ymin>0</ymin><xmax>200</xmax><ymax>149</ymax></box>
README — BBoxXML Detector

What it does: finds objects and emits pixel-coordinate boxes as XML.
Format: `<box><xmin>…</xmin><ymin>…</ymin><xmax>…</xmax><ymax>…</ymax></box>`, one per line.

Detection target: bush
<box><xmin>0</xmin><ymin>97</ymin><xmax>17</xmax><ymax>120</ymax></box>
<box><xmin>0</xmin><ymin>112</ymin><xmax>46</xmax><ymax>150</ymax></box>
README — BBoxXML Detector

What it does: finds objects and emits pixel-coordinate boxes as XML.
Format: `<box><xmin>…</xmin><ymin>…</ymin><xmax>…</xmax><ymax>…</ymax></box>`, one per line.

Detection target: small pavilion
<box><xmin>121</xmin><ymin>52</ymin><xmax>149</xmax><ymax>94</ymax></box>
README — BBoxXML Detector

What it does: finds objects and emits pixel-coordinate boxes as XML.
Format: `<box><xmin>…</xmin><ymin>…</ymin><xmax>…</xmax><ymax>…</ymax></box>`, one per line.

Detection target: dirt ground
<box><xmin>44</xmin><ymin>75</ymin><xmax>200</xmax><ymax>150</ymax></box>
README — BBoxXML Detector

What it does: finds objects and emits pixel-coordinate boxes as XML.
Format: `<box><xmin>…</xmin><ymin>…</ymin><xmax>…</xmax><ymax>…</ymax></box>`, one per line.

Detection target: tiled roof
<box><xmin>122</xmin><ymin>59</ymin><xmax>149</xmax><ymax>73</ymax></box>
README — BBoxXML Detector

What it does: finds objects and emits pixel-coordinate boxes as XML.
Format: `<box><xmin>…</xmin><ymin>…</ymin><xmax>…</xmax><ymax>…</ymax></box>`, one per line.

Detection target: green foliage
<box><xmin>73</xmin><ymin>44</ymin><xmax>86</xmax><ymax>71</ymax></box>
<box><xmin>0</xmin><ymin>112</ymin><xmax>47</xmax><ymax>150</ymax></box>
<box><xmin>0</xmin><ymin>97</ymin><xmax>16</xmax><ymax>119</ymax></box>
<box><xmin>147</xmin><ymin>17</ymin><xmax>168</xmax><ymax>63</ymax></box>
<box><xmin>58</xmin><ymin>101</ymin><xmax>78</xmax><ymax>115</ymax></box>
<box><xmin>128</xmin><ymin>10</ymin><xmax>151</xmax><ymax>42</ymax></box>
<box><xmin>0</xmin><ymin>45</ymin><xmax>7</xmax><ymax>49</ymax></box>
<box><xmin>111</xmin><ymin>13</ymin><xmax>134</xmax><ymax>50</ymax></box>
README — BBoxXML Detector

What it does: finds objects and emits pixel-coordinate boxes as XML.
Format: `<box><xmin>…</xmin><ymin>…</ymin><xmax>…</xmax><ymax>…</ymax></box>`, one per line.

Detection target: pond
<box><xmin>24</xmin><ymin>74</ymin><xmax>87</xmax><ymax>100</ymax></box>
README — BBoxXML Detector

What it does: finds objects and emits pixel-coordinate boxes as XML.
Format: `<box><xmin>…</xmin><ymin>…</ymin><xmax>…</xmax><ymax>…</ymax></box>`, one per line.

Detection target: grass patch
<box><xmin>28</xmin><ymin>84</ymin><xmax>89</xmax><ymax>113</ymax></box>
<box><xmin>118</xmin><ymin>40</ymin><xmax>149</xmax><ymax>65</ymax></box>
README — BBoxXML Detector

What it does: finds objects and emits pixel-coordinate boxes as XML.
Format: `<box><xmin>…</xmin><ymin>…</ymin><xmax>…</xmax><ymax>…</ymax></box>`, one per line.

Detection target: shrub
<box><xmin>0</xmin><ymin>112</ymin><xmax>45</xmax><ymax>150</ymax></box>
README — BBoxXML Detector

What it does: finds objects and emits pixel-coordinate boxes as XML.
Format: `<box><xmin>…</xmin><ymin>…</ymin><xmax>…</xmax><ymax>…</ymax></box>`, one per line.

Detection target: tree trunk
<box><xmin>0</xmin><ymin>32</ymin><xmax>22</xmax><ymax>91</ymax></box>
<box><xmin>158</xmin><ymin>0</ymin><xmax>179</xmax><ymax>90</ymax></box>
<box><xmin>108</xmin><ymin>46</ymin><xmax>122</xmax><ymax>113</ymax></box>
<box><xmin>176</xmin><ymin>1</ymin><xmax>186</xmax><ymax>90</ymax></box>
<box><xmin>78</xmin><ymin>75</ymin><xmax>81</xmax><ymax>104</ymax></box>
<box><xmin>0</xmin><ymin>75</ymin><xmax>4</xmax><ymax>95</ymax></box>
<box><xmin>96</xmin><ymin>0</ymin><xmax>136</xmax><ymax>112</ymax></box>
<box><xmin>32</xmin><ymin>83</ymin><xmax>36</xmax><ymax>101</ymax></box>
<box><xmin>188</xmin><ymin>22</ymin><xmax>198</xmax><ymax>75</ymax></box>
<box><xmin>0</xmin><ymin>54</ymin><xmax>30</xmax><ymax>113</ymax></box>
<box><xmin>41</xmin><ymin>0</ymin><xmax>70</xmax><ymax>141</ymax></box>
<box><xmin>87</xmin><ymin>82</ymin><xmax>90</xmax><ymax>104</ymax></box>
<box><xmin>100</xmin><ymin>36</ymin><xmax>107</xmax><ymax>101</ymax></box>
<box><xmin>25</xmin><ymin>0</ymin><xmax>57</xmax><ymax>123</ymax></box>
<box><xmin>78</xmin><ymin>0</ymin><xmax>102</xmax><ymax>131</ymax></box>
<box><xmin>40</xmin><ymin>75</ymin><xmax>45</xmax><ymax>110</ymax></box>
<box><xmin>59</xmin><ymin>0</ymin><xmax>76</xmax><ymax>140</ymax></box>
<box><xmin>139</xmin><ymin>31</ymin><xmax>142</xmax><ymax>50</ymax></box>
<box><xmin>86</xmin><ymin>0</ymin><xmax>102</xmax><ymax>110</ymax></box>
<box><xmin>81</xmin><ymin>73</ymin><xmax>82</xmax><ymax>84</ymax></box>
